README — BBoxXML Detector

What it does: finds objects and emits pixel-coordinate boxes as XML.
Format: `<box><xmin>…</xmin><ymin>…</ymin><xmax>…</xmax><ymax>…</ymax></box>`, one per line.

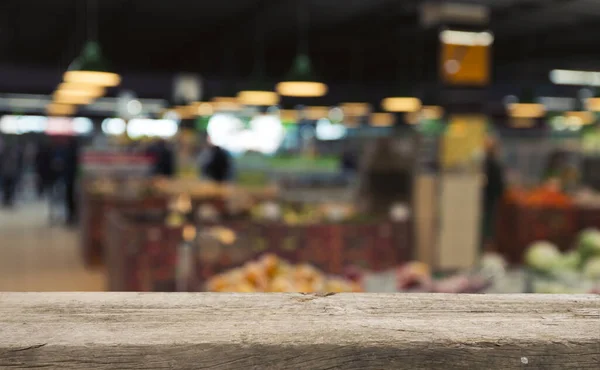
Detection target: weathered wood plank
<box><xmin>0</xmin><ymin>293</ymin><xmax>599</xmax><ymax>369</ymax></box>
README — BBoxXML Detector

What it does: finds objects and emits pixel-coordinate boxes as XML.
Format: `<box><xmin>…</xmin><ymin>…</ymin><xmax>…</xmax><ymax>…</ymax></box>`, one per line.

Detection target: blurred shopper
<box><xmin>482</xmin><ymin>138</ymin><xmax>506</xmax><ymax>250</ymax></box>
<box><xmin>357</xmin><ymin>137</ymin><xmax>413</xmax><ymax>215</ymax></box>
<box><xmin>0</xmin><ymin>140</ymin><xmax>23</xmax><ymax>207</ymax></box>
<box><xmin>543</xmin><ymin>150</ymin><xmax>578</xmax><ymax>191</ymax></box>
<box><xmin>199</xmin><ymin>137</ymin><xmax>231</xmax><ymax>183</ymax></box>
<box><xmin>341</xmin><ymin>148</ymin><xmax>358</xmax><ymax>175</ymax></box>
<box><xmin>63</xmin><ymin>138</ymin><xmax>80</xmax><ymax>225</ymax></box>
<box><xmin>34</xmin><ymin>141</ymin><xmax>54</xmax><ymax>198</ymax></box>
<box><xmin>147</xmin><ymin>139</ymin><xmax>175</xmax><ymax>177</ymax></box>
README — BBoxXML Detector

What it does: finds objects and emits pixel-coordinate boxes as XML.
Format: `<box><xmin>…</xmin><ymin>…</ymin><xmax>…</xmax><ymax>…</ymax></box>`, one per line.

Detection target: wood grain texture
<box><xmin>0</xmin><ymin>293</ymin><xmax>599</xmax><ymax>369</ymax></box>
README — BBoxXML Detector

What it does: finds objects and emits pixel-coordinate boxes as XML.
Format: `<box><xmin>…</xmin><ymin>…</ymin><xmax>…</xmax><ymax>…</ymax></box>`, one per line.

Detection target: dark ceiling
<box><xmin>2</xmin><ymin>0</ymin><xmax>600</xmax><ymax>100</ymax></box>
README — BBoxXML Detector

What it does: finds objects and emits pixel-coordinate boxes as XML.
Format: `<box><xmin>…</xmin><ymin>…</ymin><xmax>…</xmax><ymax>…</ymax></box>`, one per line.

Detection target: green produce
<box><xmin>583</xmin><ymin>257</ymin><xmax>600</xmax><ymax>280</ymax></box>
<box><xmin>534</xmin><ymin>281</ymin><xmax>571</xmax><ymax>294</ymax></box>
<box><xmin>577</xmin><ymin>228</ymin><xmax>600</xmax><ymax>263</ymax></box>
<box><xmin>525</xmin><ymin>241</ymin><xmax>562</xmax><ymax>273</ymax></box>
<box><xmin>555</xmin><ymin>250</ymin><xmax>581</xmax><ymax>271</ymax></box>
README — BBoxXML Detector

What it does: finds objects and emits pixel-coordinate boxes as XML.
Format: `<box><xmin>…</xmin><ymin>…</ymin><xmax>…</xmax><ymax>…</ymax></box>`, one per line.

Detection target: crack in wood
<box><xmin>6</xmin><ymin>343</ymin><xmax>47</xmax><ymax>353</ymax></box>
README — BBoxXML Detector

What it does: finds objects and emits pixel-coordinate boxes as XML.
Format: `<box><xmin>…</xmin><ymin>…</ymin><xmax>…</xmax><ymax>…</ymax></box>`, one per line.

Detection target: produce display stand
<box><xmin>105</xmin><ymin>211</ymin><xmax>181</xmax><ymax>291</ymax></box>
<box><xmin>80</xmin><ymin>192</ymin><xmax>168</xmax><ymax>267</ymax></box>
<box><xmin>2</xmin><ymin>293</ymin><xmax>599</xmax><ymax>369</ymax></box>
<box><xmin>495</xmin><ymin>203</ymin><xmax>577</xmax><ymax>264</ymax></box>
<box><xmin>184</xmin><ymin>220</ymin><xmax>412</xmax><ymax>291</ymax></box>
<box><xmin>80</xmin><ymin>178</ymin><xmax>278</xmax><ymax>267</ymax></box>
<box><xmin>495</xmin><ymin>201</ymin><xmax>600</xmax><ymax>264</ymax></box>
<box><xmin>105</xmin><ymin>210</ymin><xmax>412</xmax><ymax>292</ymax></box>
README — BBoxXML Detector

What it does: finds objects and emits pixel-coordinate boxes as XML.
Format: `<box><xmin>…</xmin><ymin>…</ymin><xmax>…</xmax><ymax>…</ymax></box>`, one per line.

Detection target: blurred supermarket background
<box><xmin>1</xmin><ymin>0</ymin><xmax>600</xmax><ymax>294</ymax></box>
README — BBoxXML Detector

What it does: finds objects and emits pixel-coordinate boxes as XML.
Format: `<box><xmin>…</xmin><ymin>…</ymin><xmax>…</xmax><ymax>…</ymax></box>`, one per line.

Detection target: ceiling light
<box><xmin>276</xmin><ymin>54</ymin><xmax>328</xmax><ymax>97</ymax></box>
<box><xmin>304</xmin><ymin>106</ymin><xmax>329</xmax><ymax>120</ymax></box>
<box><xmin>340</xmin><ymin>102</ymin><xmax>371</xmax><ymax>116</ymax></box>
<box><xmin>439</xmin><ymin>30</ymin><xmax>494</xmax><ymax>46</ymax></box>
<box><xmin>64</xmin><ymin>71</ymin><xmax>120</xmax><ymax>87</ymax></box>
<box><xmin>46</xmin><ymin>103</ymin><xmax>76</xmax><ymax>116</ymax></box>
<box><xmin>508</xmin><ymin>103</ymin><xmax>545</xmax><ymax>118</ymax></box>
<box><xmin>192</xmin><ymin>102</ymin><xmax>214</xmax><ymax>116</ymax></box>
<box><xmin>172</xmin><ymin>105</ymin><xmax>195</xmax><ymax>119</ymax></box>
<box><xmin>57</xmin><ymin>82</ymin><xmax>105</xmax><ymax>97</ymax></box>
<box><xmin>210</xmin><ymin>97</ymin><xmax>241</xmax><ymax>112</ymax></box>
<box><xmin>52</xmin><ymin>93</ymin><xmax>95</xmax><ymax>105</ymax></box>
<box><xmin>276</xmin><ymin>81</ymin><xmax>327</xmax><ymax>97</ymax></box>
<box><xmin>371</xmin><ymin>113</ymin><xmax>395</xmax><ymax>127</ymax></box>
<box><xmin>54</xmin><ymin>87</ymin><xmax>104</xmax><ymax>99</ymax></box>
<box><xmin>64</xmin><ymin>41</ymin><xmax>121</xmax><ymax>87</ymax></box>
<box><xmin>405</xmin><ymin>112</ymin><xmax>420</xmax><ymax>125</ymax></box>
<box><xmin>237</xmin><ymin>90</ymin><xmax>280</xmax><ymax>106</ymax></box>
<box><xmin>280</xmin><ymin>109</ymin><xmax>298</xmax><ymax>122</ymax></box>
<box><xmin>586</xmin><ymin>98</ymin><xmax>600</xmax><ymax>112</ymax></box>
<box><xmin>381</xmin><ymin>97</ymin><xmax>422</xmax><ymax>113</ymax></box>
<box><xmin>565</xmin><ymin>111</ymin><xmax>594</xmax><ymax>125</ymax></box>
<box><xmin>211</xmin><ymin>97</ymin><xmax>238</xmax><ymax>104</ymax></box>
<box><xmin>421</xmin><ymin>105</ymin><xmax>444</xmax><ymax>120</ymax></box>
<box><xmin>550</xmin><ymin>69</ymin><xmax>600</xmax><ymax>87</ymax></box>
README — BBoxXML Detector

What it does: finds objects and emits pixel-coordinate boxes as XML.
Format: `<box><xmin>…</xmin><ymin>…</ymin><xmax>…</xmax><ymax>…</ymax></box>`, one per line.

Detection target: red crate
<box><xmin>496</xmin><ymin>204</ymin><xmax>577</xmax><ymax>264</ymax></box>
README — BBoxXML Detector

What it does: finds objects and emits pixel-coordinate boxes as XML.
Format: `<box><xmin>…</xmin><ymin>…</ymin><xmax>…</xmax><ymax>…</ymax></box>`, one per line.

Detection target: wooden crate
<box><xmin>106</xmin><ymin>213</ymin><xmax>412</xmax><ymax>292</ymax></box>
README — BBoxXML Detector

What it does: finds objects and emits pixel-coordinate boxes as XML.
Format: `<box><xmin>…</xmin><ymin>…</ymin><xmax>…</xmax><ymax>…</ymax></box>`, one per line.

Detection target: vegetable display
<box><xmin>524</xmin><ymin>229</ymin><xmax>600</xmax><ymax>293</ymax></box>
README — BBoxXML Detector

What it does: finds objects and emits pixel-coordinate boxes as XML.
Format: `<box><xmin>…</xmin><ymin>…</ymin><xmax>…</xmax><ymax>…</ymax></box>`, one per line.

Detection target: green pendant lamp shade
<box><xmin>276</xmin><ymin>53</ymin><xmax>327</xmax><ymax>97</ymax></box>
<box><xmin>276</xmin><ymin>2</ymin><xmax>327</xmax><ymax>98</ymax></box>
<box><xmin>63</xmin><ymin>40</ymin><xmax>121</xmax><ymax>87</ymax></box>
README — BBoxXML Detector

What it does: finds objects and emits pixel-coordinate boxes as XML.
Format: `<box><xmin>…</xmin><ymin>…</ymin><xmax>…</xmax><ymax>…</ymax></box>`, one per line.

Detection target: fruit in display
<box><xmin>479</xmin><ymin>253</ymin><xmax>507</xmax><ymax>278</ymax></box>
<box><xmin>209</xmin><ymin>227</ymin><xmax>236</xmax><ymax>245</ymax></box>
<box><xmin>206</xmin><ymin>254</ymin><xmax>361</xmax><ymax>293</ymax></box>
<box><xmin>524</xmin><ymin>241</ymin><xmax>562</xmax><ymax>273</ymax></box>
<box><xmin>521</xmin><ymin>184</ymin><xmax>572</xmax><ymax>207</ymax></box>
<box><xmin>395</xmin><ymin>262</ymin><xmax>433</xmax><ymax>291</ymax></box>
<box><xmin>555</xmin><ymin>250</ymin><xmax>581</xmax><ymax>271</ymax></box>
<box><xmin>166</xmin><ymin>212</ymin><xmax>185</xmax><ymax>227</ymax></box>
<box><xmin>577</xmin><ymin>228</ymin><xmax>600</xmax><ymax>263</ymax></box>
<box><xmin>197</xmin><ymin>204</ymin><xmax>220</xmax><ymax>221</ymax></box>
<box><xmin>583</xmin><ymin>257</ymin><xmax>600</xmax><ymax>280</ymax></box>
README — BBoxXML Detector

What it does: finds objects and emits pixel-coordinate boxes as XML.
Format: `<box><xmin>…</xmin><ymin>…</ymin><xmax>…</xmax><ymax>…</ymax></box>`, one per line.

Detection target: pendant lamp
<box><xmin>63</xmin><ymin>1</ymin><xmax>119</xmax><ymax>87</ymax></box>
<box><xmin>382</xmin><ymin>97</ymin><xmax>422</xmax><ymax>113</ymax></box>
<box><xmin>382</xmin><ymin>22</ymin><xmax>422</xmax><ymax>114</ymax></box>
<box><xmin>276</xmin><ymin>54</ymin><xmax>327</xmax><ymax>97</ymax></box>
<box><xmin>276</xmin><ymin>3</ymin><xmax>327</xmax><ymax>98</ymax></box>
<box><xmin>341</xmin><ymin>45</ymin><xmax>370</xmax><ymax>116</ymax></box>
<box><xmin>64</xmin><ymin>40</ymin><xmax>121</xmax><ymax>87</ymax></box>
<box><xmin>371</xmin><ymin>112</ymin><xmax>396</xmax><ymax>127</ymax></box>
<box><xmin>238</xmin><ymin>21</ymin><xmax>280</xmax><ymax>106</ymax></box>
<box><xmin>46</xmin><ymin>103</ymin><xmax>76</xmax><ymax>116</ymax></box>
<box><xmin>506</xmin><ymin>88</ymin><xmax>545</xmax><ymax>119</ymax></box>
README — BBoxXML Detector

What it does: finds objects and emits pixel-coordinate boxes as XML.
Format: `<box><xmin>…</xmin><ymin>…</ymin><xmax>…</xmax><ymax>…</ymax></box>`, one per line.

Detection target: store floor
<box><xmin>0</xmin><ymin>202</ymin><xmax>104</xmax><ymax>291</ymax></box>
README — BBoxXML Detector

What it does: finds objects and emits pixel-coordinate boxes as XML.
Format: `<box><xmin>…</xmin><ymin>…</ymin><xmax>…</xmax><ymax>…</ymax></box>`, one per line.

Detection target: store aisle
<box><xmin>0</xmin><ymin>202</ymin><xmax>104</xmax><ymax>291</ymax></box>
